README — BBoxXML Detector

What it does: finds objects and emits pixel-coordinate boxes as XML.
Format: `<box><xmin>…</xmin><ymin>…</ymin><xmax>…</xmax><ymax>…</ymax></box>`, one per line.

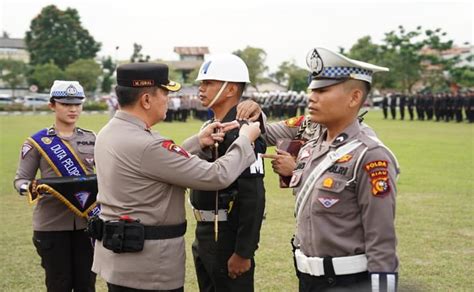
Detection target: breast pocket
<box><xmin>77</xmin><ymin>143</ymin><xmax>94</xmax><ymax>155</ymax></box>
<box><xmin>311</xmin><ymin>176</ymin><xmax>351</xmax><ymax>215</ymax></box>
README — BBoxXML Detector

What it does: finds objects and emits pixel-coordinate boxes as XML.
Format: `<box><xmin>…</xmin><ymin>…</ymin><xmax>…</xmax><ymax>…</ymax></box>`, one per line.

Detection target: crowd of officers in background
<box><xmin>382</xmin><ymin>91</ymin><xmax>474</xmax><ymax>123</ymax></box>
<box><xmin>165</xmin><ymin>90</ymin><xmax>474</xmax><ymax>123</ymax></box>
<box><xmin>165</xmin><ymin>90</ymin><xmax>309</xmax><ymax>122</ymax></box>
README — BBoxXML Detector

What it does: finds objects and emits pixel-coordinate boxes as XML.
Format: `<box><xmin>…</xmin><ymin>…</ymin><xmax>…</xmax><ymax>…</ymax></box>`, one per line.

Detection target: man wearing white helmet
<box><xmin>13</xmin><ymin>80</ymin><xmax>97</xmax><ymax>291</ymax></box>
<box><xmin>182</xmin><ymin>54</ymin><xmax>266</xmax><ymax>291</ymax></box>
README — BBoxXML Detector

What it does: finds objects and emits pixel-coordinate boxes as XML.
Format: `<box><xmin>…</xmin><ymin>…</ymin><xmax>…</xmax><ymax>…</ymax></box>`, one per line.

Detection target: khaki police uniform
<box><xmin>13</xmin><ymin>80</ymin><xmax>97</xmax><ymax>292</ymax></box>
<box><xmin>291</xmin><ymin>120</ymin><xmax>399</xmax><ymax>290</ymax></box>
<box><xmin>14</xmin><ymin>126</ymin><xmax>96</xmax><ymax>230</ymax></box>
<box><xmin>289</xmin><ymin>47</ymin><xmax>399</xmax><ymax>292</ymax></box>
<box><xmin>93</xmin><ymin>63</ymin><xmax>257</xmax><ymax>291</ymax></box>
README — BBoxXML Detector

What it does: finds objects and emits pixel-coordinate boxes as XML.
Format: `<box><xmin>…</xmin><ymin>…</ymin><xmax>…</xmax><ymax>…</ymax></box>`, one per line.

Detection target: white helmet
<box><xmin>196</xmin><ymin>54</ymin><xmax>250</xmax><ymax>83</ymax></box>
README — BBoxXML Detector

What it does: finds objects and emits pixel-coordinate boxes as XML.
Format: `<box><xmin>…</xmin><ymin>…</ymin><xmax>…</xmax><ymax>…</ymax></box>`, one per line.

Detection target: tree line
<box><xmin>0</xmin><ymin>5</ymin><xmax>472</xmax><ymax>97</ymax></box>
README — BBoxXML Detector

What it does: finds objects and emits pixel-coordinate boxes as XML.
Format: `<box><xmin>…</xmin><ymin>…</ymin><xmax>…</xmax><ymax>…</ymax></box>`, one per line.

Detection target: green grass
<box><xmin>0</xmin><ymin>111</ymin><xmax>473</xmax><ymax>291</ymax></box>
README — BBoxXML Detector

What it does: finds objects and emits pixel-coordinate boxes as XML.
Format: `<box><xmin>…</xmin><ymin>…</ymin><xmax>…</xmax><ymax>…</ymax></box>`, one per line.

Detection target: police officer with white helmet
<box><xmin>183</xmin><ymin>54</ymin><xmax>266</xmax><ymax>292</ymax></box>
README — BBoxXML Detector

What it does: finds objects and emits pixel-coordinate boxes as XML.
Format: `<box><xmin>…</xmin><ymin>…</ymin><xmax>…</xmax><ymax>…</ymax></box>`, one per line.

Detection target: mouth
<box><xmin>67</xmin><ymin>115</ymin><xmax>78</xmax><ymax>119</ymax></box>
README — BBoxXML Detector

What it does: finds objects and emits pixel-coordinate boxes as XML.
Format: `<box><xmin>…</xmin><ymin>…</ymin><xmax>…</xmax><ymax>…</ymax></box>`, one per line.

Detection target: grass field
<box><xmin>0</xmin><ymin>111</ymin><xmax>473</xmax><ymax>291</ymax></box>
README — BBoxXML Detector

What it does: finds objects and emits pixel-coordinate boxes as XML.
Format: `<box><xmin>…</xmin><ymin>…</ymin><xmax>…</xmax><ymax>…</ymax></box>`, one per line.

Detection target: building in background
<box><xmin>0</xmin><ymin>33</ymin><xmax>29</xmax><ymax>62</ymax></box>
<box><xmin>166</xmin><ymin>47</ymin><xmax>209</xmax><ymax>82</ymax></box>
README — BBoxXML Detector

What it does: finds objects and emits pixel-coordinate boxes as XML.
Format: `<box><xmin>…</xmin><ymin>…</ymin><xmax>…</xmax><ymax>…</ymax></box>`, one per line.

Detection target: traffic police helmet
<box><xmin>196</xmin><ymin>54</ymin><xmax>250</xmax><ymax>83</ymax></box>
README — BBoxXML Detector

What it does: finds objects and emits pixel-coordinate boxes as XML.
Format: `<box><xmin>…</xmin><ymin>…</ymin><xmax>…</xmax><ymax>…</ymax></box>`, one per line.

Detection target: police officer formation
<box><xmin>381</xmin><ymin>91</ymin><xmax>474</xmax><ymax>123</ymax></box>
<box><xmin>16</xmin><ymin>47</ymin><xmax>400</xmax><ymax>292</ymax></box>
<box><xmin>249</xmin><ymin>91</ymin><xmax>308</xmax><ymax>120</ymax></box>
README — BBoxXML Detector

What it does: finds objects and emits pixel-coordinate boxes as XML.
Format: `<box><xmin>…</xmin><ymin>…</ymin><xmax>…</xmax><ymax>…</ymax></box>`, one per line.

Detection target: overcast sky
<box><xmin>1</xmin><ymin>0</ymin><xmax>472</xmax><ymax>72</ymax></box>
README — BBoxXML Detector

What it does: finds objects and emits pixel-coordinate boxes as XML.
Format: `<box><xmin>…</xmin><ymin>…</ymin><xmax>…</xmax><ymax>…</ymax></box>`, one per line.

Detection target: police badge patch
<box><xmin>318</xmin><ymin>197</ymin><xmax>339</xmax><ymax>208</ymax></box>
<box><xmin>21</xmin><ymin>143</ymin><xmax>33</xmax><ymax>159</ymax></box>
<box><xmin>74</xmin><ymin>191</ymin><xmax>91</xmax><ymax>209</ymax></box>
<box><xmin>284</xmin><ymin>116</ymin><xmax>305</xmax><ymax>128</ymax></box>
<box><xmin>162</xmin><ymin>140</ymin><xmax>190</xmax><ymax>158</ymax></box>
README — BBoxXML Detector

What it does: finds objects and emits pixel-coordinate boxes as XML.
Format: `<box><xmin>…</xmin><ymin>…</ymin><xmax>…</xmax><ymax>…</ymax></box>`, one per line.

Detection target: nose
<box><xmin>309</xmin><ymin>91</ymin><xmax>318</xmax><ymax>103</ymax></box>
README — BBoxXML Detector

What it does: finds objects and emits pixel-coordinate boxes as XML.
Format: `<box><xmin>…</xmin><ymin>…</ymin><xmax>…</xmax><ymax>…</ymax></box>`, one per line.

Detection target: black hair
<box><xmin>115</xmin><ymin>85</ymin><xmax>159</xmax><ymax>107</ymax></box>
<box><xmin>235</xmin><ymin>82</ymin><xmax>247</xmax><ymax>97</ymax></box>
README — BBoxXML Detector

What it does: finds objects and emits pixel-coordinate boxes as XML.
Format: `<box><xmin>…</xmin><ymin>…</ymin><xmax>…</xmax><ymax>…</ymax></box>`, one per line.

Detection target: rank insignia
<box><xmin>284</xmin><ymin>116</ymin><xmax>305</xmax><ymax>128</ymax></box>
<box><xmin>318</xmin><ymin>197</ymin><xmax>339</xmax><ymax>208</ymax></box>
<box><xmin>371</xmin><ymin>176</ymin><xmax>390</xmax><ymax>197</ymax></box>
<box><xmin>21</xmin><ymin>143</ymin><xmax>33</xmax><ymax>159</ymax></box>
<box><xmin>337</xmin><ymin>154</ymin><xmax>352</xmax><ymax>163</ymax></box>
<box><xmin>322</xmin><ymin>177</ymin><xmax>334</xmax><ymax>188</ymax></box>
<box><xmin>162</xmin><ymin>141</ymin><xmax>190</xmax><ymax>158</ymax></box>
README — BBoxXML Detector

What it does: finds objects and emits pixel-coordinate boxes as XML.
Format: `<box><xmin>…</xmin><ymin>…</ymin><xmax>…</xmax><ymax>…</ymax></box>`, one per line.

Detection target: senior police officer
<box><xmin>182</xmin><ymin>54</ymin><xmax>266</xmax><ymax>292</ymax></box>
<box><xmin>288</xmin><ymin>48</ymin><xmax>400</xmax><ymax>291</ymax></box>
<box><xmin>14</xmin><ymin>80</ymin><xmax>97</xmax><ymax>292</ymax></box>
<box><xmin>92</xmin><ymin>63</ymin><xmax>261</xmax><ymax>292</ymax></box>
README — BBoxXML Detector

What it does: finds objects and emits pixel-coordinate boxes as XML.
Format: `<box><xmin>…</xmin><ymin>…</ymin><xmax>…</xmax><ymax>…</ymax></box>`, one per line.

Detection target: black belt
<box><xmin>143</xmin><ymin>221</ymin><xmax>187</xmax><ymax>240</ymax></box>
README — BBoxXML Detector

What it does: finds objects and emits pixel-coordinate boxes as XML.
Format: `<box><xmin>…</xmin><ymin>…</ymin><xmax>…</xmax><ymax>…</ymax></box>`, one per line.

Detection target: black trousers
<box><xmin>33</xmin><ymin>230</ymin><xmax>95</xmax><ymax>292</ymax></box>
<box><xmin>192</xmin><ymin>224</ymin><xmax>255</xmax><ymax>292</ymax></box>
<box><xmin>298</xmin><ymin>271</ymin><xmax>370</xmax><ymax>292</ymax></box>
<box><xmin>107</xmin><ymin>283</ymin><xmax>183</xmax><ymax>292</ymax></box>
<box><xmin>390</xmin><ymin>107</ymin><xmax>396</xmax><ymax>120</ymax></box>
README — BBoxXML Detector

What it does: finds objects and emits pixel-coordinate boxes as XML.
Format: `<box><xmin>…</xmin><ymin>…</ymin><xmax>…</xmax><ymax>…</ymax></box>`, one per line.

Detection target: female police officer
<box><xmin>14</xmin><ymin>80</ymin><xmax>96</xmax><ymax>292</ymax></box>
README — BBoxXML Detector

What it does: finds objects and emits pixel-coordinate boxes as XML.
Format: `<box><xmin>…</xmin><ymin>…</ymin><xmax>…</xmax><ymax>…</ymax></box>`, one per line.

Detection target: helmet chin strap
<box><xmin>206</xmin><ymin>81</ymin><xmax>228</xmax><ymax>109</ymax></box>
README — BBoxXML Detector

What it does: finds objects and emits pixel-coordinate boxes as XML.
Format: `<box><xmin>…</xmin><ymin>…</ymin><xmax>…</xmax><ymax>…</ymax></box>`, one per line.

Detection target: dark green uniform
<box><xmin>188</xmin><ymin>106</ymin><xmax>266</xmax><ymax>292</ymax></box>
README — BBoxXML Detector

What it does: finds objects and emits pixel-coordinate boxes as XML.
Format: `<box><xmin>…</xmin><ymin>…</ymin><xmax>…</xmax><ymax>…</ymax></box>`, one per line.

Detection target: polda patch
<box><xmin>364</xmin><ymin>160</ymin><xmax>388</xmax><ymax>172</ymax></box>
<box><xmin>162</xmin><ymin>140</ymin><xmax>190</xmax><ymax>158</ymax></box>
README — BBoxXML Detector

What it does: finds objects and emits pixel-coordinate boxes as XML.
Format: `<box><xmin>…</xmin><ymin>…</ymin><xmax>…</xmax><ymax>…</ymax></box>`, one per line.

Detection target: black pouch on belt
<box><xmin>102</xmin><ymin>219</ymin><xmax>145</xmax><ymax>253</ymax></box>
<box><xmin>86</xmin><ymin>215</ymin><xmax>104</xmax><ymax>240</ymax></box>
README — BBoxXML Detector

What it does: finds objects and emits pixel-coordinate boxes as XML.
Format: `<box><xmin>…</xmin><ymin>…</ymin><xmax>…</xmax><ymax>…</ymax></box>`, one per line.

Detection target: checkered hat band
<box><xmin>51</xmin><ymin>91</ymin><xmax>85</xmax><ymax>98</ymax></box>
<box><xmin>321</xmin><ymin>67</ymin><xmax>373</xmax><ymax>79</ymax></box>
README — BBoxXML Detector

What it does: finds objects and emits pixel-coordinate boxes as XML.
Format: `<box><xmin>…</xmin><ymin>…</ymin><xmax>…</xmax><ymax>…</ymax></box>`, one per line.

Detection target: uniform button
<box><xmin>327</xmin><ymin>277</ymin><xmax>334</xmax><ymax>284</ymax></box>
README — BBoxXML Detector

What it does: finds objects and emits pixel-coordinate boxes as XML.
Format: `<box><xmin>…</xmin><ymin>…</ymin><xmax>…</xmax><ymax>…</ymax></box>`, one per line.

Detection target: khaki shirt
<box><xmin>13</xmin><ymin>126</ymin><xmax>96</xmax><ymax>231</ymax></box>
<box><xmin>92</xmin><ymin>111</ymin><xmax>256</xmax><ymax>290</ymax></box>
<box><xmin>292</xmin><ymin>120</ymin><xmax>399</xmax><ymax>273</ymax></box>
<box><xmin>264</xmin><ymin>115</ymin><xmax>322</xmax><ymax>146</ymax></box>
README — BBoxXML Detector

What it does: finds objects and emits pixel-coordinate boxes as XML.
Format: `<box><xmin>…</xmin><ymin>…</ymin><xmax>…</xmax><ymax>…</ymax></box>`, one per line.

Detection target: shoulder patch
<box><xmin>21</xmin><ymin>143</ymin><xmax>33</xmax><ymax>159</ymax></box>
<box><xmin>370</xmin><ymin>175</ymin><xmax>390</xmax><ymax>197</ymax></box>
<box><xmin>284</xmin><ymin>116</ymin><xmax>305</xmax><ymax>128</ymax></box>
<box><xmin>162</xmin><ymin>140</ymin><xmax>190</xmax><ymax>158</ymax></box>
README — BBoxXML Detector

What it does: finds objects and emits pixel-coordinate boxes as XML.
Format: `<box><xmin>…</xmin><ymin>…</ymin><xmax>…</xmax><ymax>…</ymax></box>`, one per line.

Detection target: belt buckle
<box><xmin>193</xmin><ymin>209</ymin><xmax>203</xmax><ymax>222</ymax></box>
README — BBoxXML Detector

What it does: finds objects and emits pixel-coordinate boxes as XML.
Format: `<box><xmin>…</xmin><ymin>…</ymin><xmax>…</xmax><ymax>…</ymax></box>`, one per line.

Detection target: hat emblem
<box><xmin>66</xmin><ymin>85</ymin><xmax>78</xmax><ymax>96</ymax></box>
<box><xmin>307</xmin><ymin>49</ymin><xmax>324</xmax><ymax>75</ymax></box>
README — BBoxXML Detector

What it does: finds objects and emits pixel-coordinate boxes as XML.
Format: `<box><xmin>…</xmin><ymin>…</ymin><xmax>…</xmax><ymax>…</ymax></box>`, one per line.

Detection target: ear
<box><xmin>349</xmin><ymin>88</ymin><xmax>363</xmax><ymax>108</ymax></box>
<box><xmin>140</xmin><ymin>93</ymin><xmax>152</xmax><ymax>110</ymax></box>
<box><xmin>48</xmin><ymin>102</ymin><xmax>55</xmax><ymax>111</ymax></box>
<box><xmin>226</xmin><ymin>83</ymin><xmax>239</xmax><ymax>98</ymax></box>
